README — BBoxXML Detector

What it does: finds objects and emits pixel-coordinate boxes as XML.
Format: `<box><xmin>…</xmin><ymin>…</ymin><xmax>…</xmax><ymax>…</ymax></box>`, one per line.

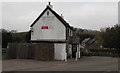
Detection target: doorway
<box><xmin>72</xmin><ymin>44</ymin><xmax>77</xmax><ymax>58</ymax></box>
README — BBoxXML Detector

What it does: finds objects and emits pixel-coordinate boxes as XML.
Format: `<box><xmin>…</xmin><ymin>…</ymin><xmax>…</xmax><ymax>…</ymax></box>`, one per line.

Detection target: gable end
<box><xmin>30</xmin><ymin>6</ymin><xmax>73</xmax><ymax>30</ymax></box>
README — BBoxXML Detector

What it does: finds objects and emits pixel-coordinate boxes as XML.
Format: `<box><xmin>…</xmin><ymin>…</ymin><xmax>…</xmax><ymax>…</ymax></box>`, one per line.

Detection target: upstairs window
<box><xmin>47</xmin><ymin>11</ymin><xmax>49</xmax><ymax>16</ymax></box>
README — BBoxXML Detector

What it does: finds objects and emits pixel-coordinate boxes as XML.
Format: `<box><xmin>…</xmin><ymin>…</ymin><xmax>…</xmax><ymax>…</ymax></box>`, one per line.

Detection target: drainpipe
<box><xmin>76</xmin><ymin>44</ymin><xmax>79</xmax><ymax>61</ymax></box>
<box><xmin>76</xmin><ymin>52</ymin><xmax>78</xmax><ymax>61</ymax></box>
<box><xmin>65</xmin><ymin>52</ymin><xmax>67</xmax><ymax>62</ymax></box>
<box><xmin>78</xmin><ymin>44</ymin><xmax>81</xmax><ymax>58</ymax></box>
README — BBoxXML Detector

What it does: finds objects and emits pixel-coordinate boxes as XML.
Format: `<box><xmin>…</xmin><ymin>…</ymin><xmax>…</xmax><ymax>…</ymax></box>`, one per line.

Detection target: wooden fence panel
<box><xmin>7</xmin><ymin>43</ymin><xmax>18</xmax><ymax>59</ymax></box>
<box><xmin>35</xmin><ymin>43</ymin><xmax>54</xmax><ymax>60</ymax></box>
<box><xmin>17</xmin><ymin>43</ymin><xmax>27</xmax><ymax>59</ymax></box>
<box><xmin>27</xmin><ymin>43</ymin><xmax>36</xmax><ymax>59</ymax></box>
<box><xmin>8</xmin><ymin>43</ymin><xmax>36</xmax><ymax>59</ymax></box>
<box><xmin>8</xmin><ymin>43</ymin><xmax>55</xmax><ymax>60</ymax></box>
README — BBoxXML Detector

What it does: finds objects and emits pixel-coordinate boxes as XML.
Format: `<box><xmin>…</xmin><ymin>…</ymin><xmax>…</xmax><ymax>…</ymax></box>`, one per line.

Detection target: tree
<box><xmin>76</xmin><ymin>32</ymin><xmax>95</xmax><ymax>43</ymax></box>
<box><xmin>12</xmin><ymin>32</ymin><xmax>28</xmax><ymax>43</ymax></box>
<box><xmin>2</xmin><ymin>29</ymin><xmax>12</xmax><ymax>48</ymax></box>
<box><xmin>25</xmin><ymin>30</ymin><xmax>31</xmax><ymax>43</ymax></box>
<box><xmin>101</xmin><ymin>24</ymin><xmax>120</xmax><ymax>49</ymax></box>
<box><xmin>94</xmin><ymin>32</ymin><xmax>104</xmax><ymax>45</ymax></box>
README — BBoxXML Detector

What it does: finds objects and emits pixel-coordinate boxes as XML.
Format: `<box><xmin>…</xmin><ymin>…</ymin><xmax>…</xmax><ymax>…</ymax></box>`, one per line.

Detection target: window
<box><xmin>47</xmin><ymin>11</ymin><xmax>49</xmax><ymax>15</ymax></box>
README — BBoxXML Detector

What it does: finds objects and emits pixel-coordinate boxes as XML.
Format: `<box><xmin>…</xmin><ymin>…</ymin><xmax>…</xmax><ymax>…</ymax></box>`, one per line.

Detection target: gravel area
<box><xmin>2</xmin><ymin>56</ymin><xmax>118</xmax><ymax>71</ymax></box>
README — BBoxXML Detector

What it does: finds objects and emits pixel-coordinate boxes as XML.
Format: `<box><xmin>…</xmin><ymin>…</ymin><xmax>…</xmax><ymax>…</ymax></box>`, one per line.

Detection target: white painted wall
<box><xmin>31</xmin><ymin>9</ymin><xmax>66</xmax><ymax>41</ymax></box>
<box><xmin>54</xmin><ymin>43</ymin><xmax>66</xmax><ymax>60</ymax></box>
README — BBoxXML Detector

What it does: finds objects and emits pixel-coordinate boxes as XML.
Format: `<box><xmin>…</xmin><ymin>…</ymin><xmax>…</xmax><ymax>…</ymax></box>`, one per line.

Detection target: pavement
<box><xmin>2</xmin><ymin>56</ymin><xmax>119</xmax><ymax>71</ymax></box>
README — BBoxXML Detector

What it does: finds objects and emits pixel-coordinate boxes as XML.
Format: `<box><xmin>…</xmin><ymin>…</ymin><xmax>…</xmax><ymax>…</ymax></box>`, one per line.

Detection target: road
<box><xmin>2</xmin><ymin>56</ymin><xmax>118</xmax><ymax>71</ymax></box>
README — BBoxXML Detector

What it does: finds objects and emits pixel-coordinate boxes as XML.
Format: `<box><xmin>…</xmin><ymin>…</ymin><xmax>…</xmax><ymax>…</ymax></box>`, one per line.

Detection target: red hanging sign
<box><xmin>41</xmin><ymin>26</ymin><xmax>49</xmax><ymax>29</ymax></box>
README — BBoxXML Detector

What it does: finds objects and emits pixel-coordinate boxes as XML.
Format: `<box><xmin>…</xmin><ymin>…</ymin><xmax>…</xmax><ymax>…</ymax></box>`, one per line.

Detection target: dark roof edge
<box><xmin>30</xmin><ymin>40</ymin><xmax>66</xmax><ymax>43</ymax></box>
<box><xmin>30</xmin><ymin>6</ymin><xmax>73</xmax><ymax>30</ymax></box>
<box><xmin>30</xmin><ymin>6</ymin><xmax>48</xmax><ymax>27</ymax></box>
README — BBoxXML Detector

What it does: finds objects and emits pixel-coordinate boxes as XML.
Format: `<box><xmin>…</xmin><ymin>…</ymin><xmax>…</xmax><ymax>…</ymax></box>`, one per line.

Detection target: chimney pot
<box><xmin>49</xmin><ymin>2</ymin><xmax>51</xmax><ymax>5</ymax></box>
<box><xmin>47</xmin><ymin>2</ymin><xmax>53</xmax><ymax>9</ymax></box>
<box><xmin>61</xmin><ymin>14</ymin><xmax>64</xmax><ymax>18</ymax></box>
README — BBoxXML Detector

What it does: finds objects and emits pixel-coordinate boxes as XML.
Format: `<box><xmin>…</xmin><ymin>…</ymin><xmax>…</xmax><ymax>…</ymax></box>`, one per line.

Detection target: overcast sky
<box><xmin>2</xmin><ymin>2</ymin><xmax>118</xmax><ymax>32</ymax></box>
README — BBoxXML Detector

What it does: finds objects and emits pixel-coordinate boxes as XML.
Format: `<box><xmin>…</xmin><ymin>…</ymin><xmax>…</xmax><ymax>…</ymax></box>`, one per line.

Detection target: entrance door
<box><xmin>72</xmin><ymin>44</ymin><xmax>77</xmax><ymax>58</ymax></box>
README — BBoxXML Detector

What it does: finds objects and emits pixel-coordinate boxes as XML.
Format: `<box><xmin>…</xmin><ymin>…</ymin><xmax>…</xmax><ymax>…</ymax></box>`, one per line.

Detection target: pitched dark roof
<box><xmin>30</xmin><ymin>6</ymin><xmax>73</xmax><ymax>30</ymax></box>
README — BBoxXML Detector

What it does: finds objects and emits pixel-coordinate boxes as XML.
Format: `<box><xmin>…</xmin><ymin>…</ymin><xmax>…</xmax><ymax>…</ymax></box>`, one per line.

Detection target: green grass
<box><xmin>2</xmin><ymin>48</ymin><xmax>8</xmax><ymax>60</ymax></box>
<box><xmin>0</xmin><ymin>55</ymin><xmax>2</xmax><ymax>60</ymax></box>
<box><xmin>2</xmin><ymin>54</ymin><xmax>7</xmax><ymax>60</ymax></box>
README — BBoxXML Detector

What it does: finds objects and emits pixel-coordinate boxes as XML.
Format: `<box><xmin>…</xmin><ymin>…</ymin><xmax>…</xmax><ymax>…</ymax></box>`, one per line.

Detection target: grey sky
<box><xmin>2</xmin><ymin>0</ymin><xmax>120</xmax><ymax>2</ymax></box>
<box><xmin>2</xmin><ymin>2</ymin><xmax>118</xmax><ymax>32</ymax></box>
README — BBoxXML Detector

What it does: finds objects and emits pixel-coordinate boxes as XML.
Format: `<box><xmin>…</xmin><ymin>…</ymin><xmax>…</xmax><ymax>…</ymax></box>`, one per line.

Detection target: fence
<box><xmin>35</xmin><ymin>43</ymin><xmax>54</xmax><ymax>60</ymax></box>
<box><xmin>7</xmin><ymin>43</ymin><xmax>36</xmax><ymax>59</ymax></box>
<box><xmin>7</xmin><ymin>43</ymin><xmax>54</xmax><ymax>60</ymax></box>
<box><xmin>89</xmin><ymin>49</ymin><xmax>120</xmax><ymax>57</ymax></box>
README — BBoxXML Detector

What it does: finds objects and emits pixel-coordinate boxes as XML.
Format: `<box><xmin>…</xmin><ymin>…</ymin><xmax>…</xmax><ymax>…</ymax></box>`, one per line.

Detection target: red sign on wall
<box><xmin>41</xmin><ymin>26</ymin><xmax>49</xmax><ymax>29</ymax></box>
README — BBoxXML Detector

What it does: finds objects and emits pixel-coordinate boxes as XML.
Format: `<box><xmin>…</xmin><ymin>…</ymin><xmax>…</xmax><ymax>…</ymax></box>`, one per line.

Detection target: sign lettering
<box><xmin>41</xmin><ymin>26</ymin><xmax>49</xmax><ymax>29</ymax></box>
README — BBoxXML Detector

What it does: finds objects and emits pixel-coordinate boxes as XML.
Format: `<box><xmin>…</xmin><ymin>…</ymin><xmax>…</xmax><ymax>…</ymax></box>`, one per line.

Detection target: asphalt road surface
<box><xmin>2</xmin><ymin>56</ymin><xmax>118</xmax><ymax>71</ymax></box>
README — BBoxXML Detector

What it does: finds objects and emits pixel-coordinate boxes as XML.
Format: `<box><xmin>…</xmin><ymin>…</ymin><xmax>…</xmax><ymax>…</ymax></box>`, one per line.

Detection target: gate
<box><xmin>35</xmin><ymin>43</ymin><xmax>54</xmax><ymax>60</ymax></box>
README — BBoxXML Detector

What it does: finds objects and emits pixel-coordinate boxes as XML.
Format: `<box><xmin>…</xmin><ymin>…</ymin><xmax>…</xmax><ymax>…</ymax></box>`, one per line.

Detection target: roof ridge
<box><xmin>30</xmin><ymin>6</ymin><xmax>73</xmax><ymax>30</ymax></box>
